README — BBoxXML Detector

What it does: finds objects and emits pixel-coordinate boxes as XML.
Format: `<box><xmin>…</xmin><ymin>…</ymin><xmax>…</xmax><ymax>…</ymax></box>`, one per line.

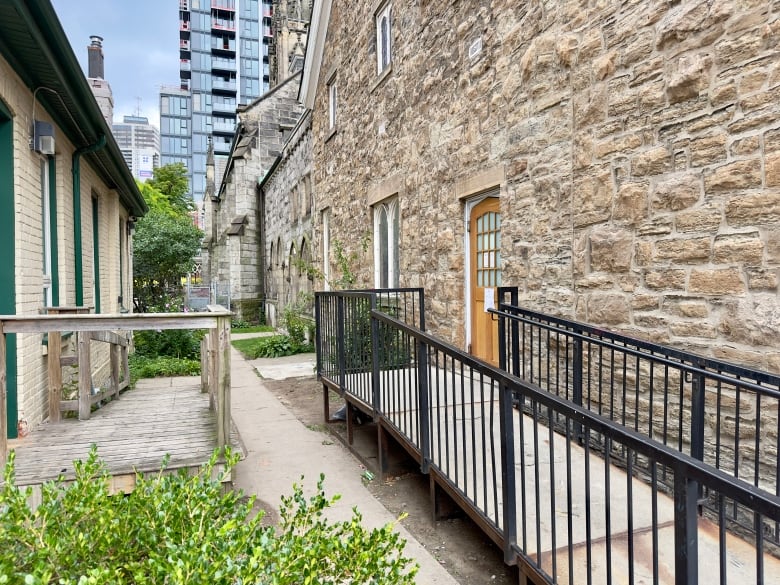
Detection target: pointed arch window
<box><xmin>373</xmin><ymin>197</ymin><xmax>399</xmax><ymax>288</ymax></box>
<box><xmin>376</xmin><ymin>3</ymin><xmax>392</xmax><ymax>74</ymax></box>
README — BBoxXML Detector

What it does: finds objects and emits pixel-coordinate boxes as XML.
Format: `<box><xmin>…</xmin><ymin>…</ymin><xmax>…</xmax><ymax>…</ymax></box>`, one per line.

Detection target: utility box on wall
<box><xmin>33</xmin><ymin>120</ymin><xmax>55</xmax><ymax>155</ymax></box>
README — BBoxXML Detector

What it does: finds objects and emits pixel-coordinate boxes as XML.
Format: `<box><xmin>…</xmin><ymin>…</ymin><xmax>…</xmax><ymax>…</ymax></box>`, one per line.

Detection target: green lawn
<box><xmin>231</xmin><ymin>324</ymin><xmax>275</xmax><ymax>334</ymax></box>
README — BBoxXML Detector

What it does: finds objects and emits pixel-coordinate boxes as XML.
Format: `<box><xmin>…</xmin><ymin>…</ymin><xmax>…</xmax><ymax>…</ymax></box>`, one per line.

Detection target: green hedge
<box><xmin>0</xmin><ymin>448</ymin><xmax>418</xmax><ymax>584</ymax></box>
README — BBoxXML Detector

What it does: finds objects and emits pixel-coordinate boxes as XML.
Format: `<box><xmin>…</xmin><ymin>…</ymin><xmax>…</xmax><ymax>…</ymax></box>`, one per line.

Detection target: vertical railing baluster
<box><xmin>498</xmin><ymin>378</ymin><xmax>517</xmax><ymax>565</ymax></box>
<box><xmin>417</xmin><ymin>336</ymin><xmax>430</xmax><ymax>474</ymax></box>
<box><xmin>674</xmin><ymin>468</ymin><xmax>699</xmax><ymax>585</ymax></box>
<box><xmin>371</xmin><ymin>294</ymin><xmax>380</xmax><ymax>415</ymax></box>
<box><xmin>690</xmin><ymin>360</ymin><xmax>705</xmax><ymax>465</ymax></box>
<box><xmin>573</xmin><ymin>334</ymin><xmax>583</xmax><ymax>443</ymax></box>
<box><xmin>314</xmin><ymin>293</ymin><xmax>322</xmax><ymax>377</ymax></box>
<box><xmin>336</xmin><ymin>295</ymin><xmax>346</xmax><ymax>395</ymax></box>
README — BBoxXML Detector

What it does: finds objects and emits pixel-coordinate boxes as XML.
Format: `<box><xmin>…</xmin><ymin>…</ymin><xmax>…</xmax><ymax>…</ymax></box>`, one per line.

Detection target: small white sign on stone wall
<box><xmin>468</xmin><ymin>37</ymin><xmax>482</xmax><ymax>60</ymax></box>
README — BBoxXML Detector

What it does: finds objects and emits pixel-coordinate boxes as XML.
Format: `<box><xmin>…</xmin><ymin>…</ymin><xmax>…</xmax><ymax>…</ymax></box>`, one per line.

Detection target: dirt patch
<box><xmin>264</xmin><ymin>375</ymin><xmax>516</xmax><ymax>585</ymax></box>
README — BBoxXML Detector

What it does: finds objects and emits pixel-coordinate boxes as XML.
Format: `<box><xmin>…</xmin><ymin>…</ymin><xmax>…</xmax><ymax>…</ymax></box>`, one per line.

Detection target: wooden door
<box><xmin>469</xmin><ymin>197</ymin><xmax>501</xmax><ymax>365</ymax></box>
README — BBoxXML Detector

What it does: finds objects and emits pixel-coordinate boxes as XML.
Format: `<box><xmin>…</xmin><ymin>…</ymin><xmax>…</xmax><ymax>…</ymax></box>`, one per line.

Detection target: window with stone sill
<box><xmin>373</xmin><ymin>196</ymin><xmax>399</xmax><ymax>288</ymax></box>
<box><xmin>375</xmin><ymin>2</ymin><xmax>392</xmax><ymax>75</ymax></box>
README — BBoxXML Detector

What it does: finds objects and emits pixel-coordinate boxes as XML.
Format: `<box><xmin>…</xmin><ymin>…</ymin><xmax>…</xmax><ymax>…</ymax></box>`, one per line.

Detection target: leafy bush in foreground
<box><xmin>0</xmin><ymin>448</ymin><xmax>418</xmax><ymax>584</ymax></box>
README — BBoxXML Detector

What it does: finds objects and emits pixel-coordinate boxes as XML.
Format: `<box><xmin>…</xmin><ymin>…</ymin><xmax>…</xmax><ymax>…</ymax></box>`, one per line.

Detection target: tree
<box><xmin>133</xmin><ymin>210</ymin><xmax>202</xmax><ymax>311</ymax></box>
<box><xmin>144</xmin><ymin>162</ymin><xmax>194</xmax><ymax>216</ymax></box>
<box><xmin>133</xmin><ymin>163</ymin><xmax>201</xmax><ymax>311</ymax></box>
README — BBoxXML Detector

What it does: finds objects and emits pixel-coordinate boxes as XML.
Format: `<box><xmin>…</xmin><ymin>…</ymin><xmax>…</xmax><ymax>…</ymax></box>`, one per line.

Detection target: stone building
<box><xmin>269</xmin><ymin>0</ymin><xmax>313</xmax><ymax>87</ymax></box>
<box><xmin>0</xmin><ymin>0</ymin><xmax>147</xmax><ymax>435</ymax></box>
<box><xmin>261</xmin><ymin>111</ymin><xmax>314</xmax><ymax>326</ymax></box>
<box><xmin>300</xmin><ymin>0</ymin><xmax>780</xmax><ymax>371</ymax></box>
<box><xmin>203</xmin><ymin>72</ymin><xmax>305</xmax><ymax>321</ymax></box>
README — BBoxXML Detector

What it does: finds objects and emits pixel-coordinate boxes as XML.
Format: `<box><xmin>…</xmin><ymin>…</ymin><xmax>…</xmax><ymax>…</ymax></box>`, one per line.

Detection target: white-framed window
<box><xmin>376</xmin><ymin>2</ymin><xmax>392</xmax><ymax>74</ymax></box>
<box><xmin>328</xmin><ymin>78</ymin><xmax>337</xmax><ymax>130</ymax></box>
<box><xmin>373</xmin><ymin>197</ymin><xmax>399</xmax><ymax>289</ymax></box>
<box><xmin>40</xmin><ymin>158</ymin><xmax>52</xmax><ymax>307</ymax></box>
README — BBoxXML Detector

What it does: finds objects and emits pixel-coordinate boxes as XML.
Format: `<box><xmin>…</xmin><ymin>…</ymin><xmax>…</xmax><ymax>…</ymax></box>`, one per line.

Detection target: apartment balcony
<box><xmin>211</xmin><ymin>20</ymin><xmax>236</xmax><ymax>33</ymax></box>
<box><xmin>211</xmin><ymin>39</ymin><xmax>236</xmax><ymax>53</ymax></box>
<box><xmin>212</xmin><ymin>101</ymin><xmax>236</xmax><ymax>114</ymax></box>
<box><xmin>213</xmin><ymin>139</ymin><xmax>231</xmax><ymax>154</ymax></box>
<box><xmin>180</xmin><ymin>39</ymin><xmax>190</xmax><ymax>51</ymax></box>
<box><xmin>179</xmin><ymin>0</ymin><xmax>189</xmax><ymax>9</ymax></box>
<box><xmin>179</xmin><ymin>20</ymin><xmax>190</xmax><ymax>31</ymax></box>
<box><xmin>211</xmin><ymin>0</ymin><xmax>235</xmax><ymax>11</ymax></box>
<box><xmin>211</xmin><ymin>79</ymin><xmax>237</xmax><ymax>93</ymax></box>
<box><xmin>211</xmin><ymin>58</ymin><xmax>236</xmax><ymax>73</ymax></box>
<box><xmin>212</xmin><ymin>120</ymin><xmax>236</xmax><ymax>135</ymax></box>
<box><xmin>180</xmin><ymin>59</ymin><xmax>191</xmax><ymax>72</ymax></box>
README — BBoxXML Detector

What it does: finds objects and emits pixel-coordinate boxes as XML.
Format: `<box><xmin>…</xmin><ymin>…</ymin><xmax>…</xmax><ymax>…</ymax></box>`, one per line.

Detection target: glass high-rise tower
<box><xmin>160</xmin><ymin>0</ymin><xmax>273</xmax><ymax>204</ymax></box>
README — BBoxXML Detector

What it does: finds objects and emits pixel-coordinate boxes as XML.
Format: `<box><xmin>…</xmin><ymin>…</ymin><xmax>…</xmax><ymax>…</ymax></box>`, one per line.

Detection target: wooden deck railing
<box><xmin>0</xmin><ymin>306</ymin><xmax>232</xmax><ymax>469</ymax></box>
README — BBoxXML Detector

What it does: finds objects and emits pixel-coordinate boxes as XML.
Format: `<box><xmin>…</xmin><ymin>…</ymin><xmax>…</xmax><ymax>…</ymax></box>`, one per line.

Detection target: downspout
<box><xmin>72</xmin><ymin>135</ymin><xmax>106</xmax><ymax>306</ymax></box>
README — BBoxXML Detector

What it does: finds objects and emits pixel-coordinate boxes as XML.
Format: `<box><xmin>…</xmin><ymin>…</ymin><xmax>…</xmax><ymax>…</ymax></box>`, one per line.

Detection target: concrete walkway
<box><xmin>230</xmin><ymin>346</ymin><xmax>458</xmax><ymax>584</ymax></box>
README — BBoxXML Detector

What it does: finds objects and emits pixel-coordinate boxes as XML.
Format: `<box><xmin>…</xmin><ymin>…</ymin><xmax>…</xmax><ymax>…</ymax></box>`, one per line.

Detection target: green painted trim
<box><xmin>92</xmin><ymin>196</ymin><xmax>101</xmax><ymax>313</ymax></box>
<box><xmin>48</xmin><ymin>156</ymin><xmax>59</xmax><ymax>305</ymax></box>
<box><xmin>119</xmin><ymin>219</ymin><xmax>124</xmax><ymax>309</ymax></box>
<box><xmin>72</xmin><ymin>135</ymin><xmax>106</xmax><ymax>307</ymax></box>
<box><xmin>0</xmin><ymin>98</ymin><xmax>17</xmax><ymax>439</ymax></box>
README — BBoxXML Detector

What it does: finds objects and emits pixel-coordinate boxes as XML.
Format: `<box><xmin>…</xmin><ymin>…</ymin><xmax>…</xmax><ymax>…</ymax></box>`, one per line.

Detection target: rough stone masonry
<box><xmin>310</xmin><ymin>0</ymin><xmax>780</xmax><ymax>374</ymax></box>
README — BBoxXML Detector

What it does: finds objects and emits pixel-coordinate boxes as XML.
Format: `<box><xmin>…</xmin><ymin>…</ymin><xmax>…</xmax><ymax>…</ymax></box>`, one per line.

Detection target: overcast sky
<box><xmin>51</xmin><ymin>0</ymin><xmax>180</xmax><ymax>129</ymax></box>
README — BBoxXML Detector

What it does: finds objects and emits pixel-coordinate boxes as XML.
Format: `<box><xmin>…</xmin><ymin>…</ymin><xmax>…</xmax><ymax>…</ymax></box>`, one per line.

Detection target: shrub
<box><xmin>232</xmin><ymin>335</ymin><xmax>312</xmax><ymax>359</ymax></box>
<box><xmin>0</xmin><ymin>448</ymin><xmax>418</xmax><ymax>584</ymax></box>
<box><xmin>133</xmin><ymin>328</ymin><xmax>203</xmax><ymax>361</ymax></box>
<box><xmin>129</xmin><ymin>355</ymin><xmax>200</xmax><ymax>383</ymax></box>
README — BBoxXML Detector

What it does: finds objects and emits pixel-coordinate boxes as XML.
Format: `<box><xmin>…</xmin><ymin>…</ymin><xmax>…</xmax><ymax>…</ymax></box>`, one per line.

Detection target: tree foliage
<box><xmin>0</xmin><ymin>448</ymin><xmax>418</xmax><ymax>584</ymax></box>
<box><xmin>133</xmin><ymin>163</ymin><xmax>201</xmax><ymax>311</ymax></box>
<box><xmin>143</xmin><ymin>162</ymin><xmax>194</xmax><ymax>216</ymax></box>
<box><xmin>133</xmin><ymin>209</ymin><xmax>202</xmax><ymax>311</ymax></box>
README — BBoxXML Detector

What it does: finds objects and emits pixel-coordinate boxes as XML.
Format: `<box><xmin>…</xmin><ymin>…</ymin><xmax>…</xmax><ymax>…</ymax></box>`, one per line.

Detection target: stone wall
<box><xmin>263</xmin><ymin>112</ymin><xmax>314</xmax><ymax>327</ymax></box>
<box><xmin>206</xmin><ymin>72</ymin><xmax>304</xmax><ymax>322</ymax></box>
<box><xmin>309</xmin><ymin>0</ymin><xmax>780</xmax><ymax>372</ymax></box>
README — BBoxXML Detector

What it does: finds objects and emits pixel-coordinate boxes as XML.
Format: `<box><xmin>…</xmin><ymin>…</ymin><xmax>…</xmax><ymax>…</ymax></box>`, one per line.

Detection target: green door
<box><xmin>0</xmin><ymin>99</ymin><xmax>17</xmax><ymax>438</ymax></box>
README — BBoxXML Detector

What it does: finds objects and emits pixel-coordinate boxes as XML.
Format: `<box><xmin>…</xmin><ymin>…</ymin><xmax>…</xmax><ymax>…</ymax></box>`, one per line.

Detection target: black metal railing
<box><xmin>314</xmin><ymin>288</ymin><xmax>425</xmax><ymax>416</ymax></box>
<box><xmin>495</xmin><ymin>287</ymin><xmax>780</xmax><ymax>550</ymax></box>
<box><xmin>314</xmin><ymin>289</ymin><xmax>780</xmax><ymax>584</ymax></box>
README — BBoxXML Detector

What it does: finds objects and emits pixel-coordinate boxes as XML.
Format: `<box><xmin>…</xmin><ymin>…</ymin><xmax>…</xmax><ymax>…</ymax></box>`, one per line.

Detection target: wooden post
<box><xmin>110</xmin><ymin>343</ymin><xmax>120</xmax><ymax>400</ymax></box>
<box><xmin>121</xmin><ymin>343</ymin><xmax>129</xmax><ymax>388</ymax></box>
<box><xmin>48</xmin><ymin>330</ymin><xmax>62</xmax><ymax>422</ymax></box>
<box><xmin>216</xmin><ymin>315</ymin><xmax>231</xmax><ymax>451</ymax></box>
<box><xmin>77</xmin><ymin>331</ymin><xmax>92</xmax><ymax>420</ymax></box>
<box><xmin>209</xmin><ymin>326</ymin><xmax>218</xmax><ymax>412</ymax></box>
<box><xmin>200</xmin><ymin>336</ymin><xmax>209</xmax><ymax>393</ymax></box>
<box><xmin>0</xmin><ymin>322</ymin><xmax>7</xmax><ymax>470</ymax></box>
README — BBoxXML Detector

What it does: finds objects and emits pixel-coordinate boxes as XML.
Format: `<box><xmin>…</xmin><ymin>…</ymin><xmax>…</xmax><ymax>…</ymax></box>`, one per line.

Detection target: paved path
<box><xmin>230</xmin><ymin>346</ymin><xmax>458</xmax><ymax>584</ymax></box>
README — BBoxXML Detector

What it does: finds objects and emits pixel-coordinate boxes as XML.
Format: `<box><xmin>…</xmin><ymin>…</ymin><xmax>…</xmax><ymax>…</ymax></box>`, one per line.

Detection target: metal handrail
<box><xmin>315</xmin><ymin>289</ymin><xmax>780</xmax><ymax>584</ymax></box>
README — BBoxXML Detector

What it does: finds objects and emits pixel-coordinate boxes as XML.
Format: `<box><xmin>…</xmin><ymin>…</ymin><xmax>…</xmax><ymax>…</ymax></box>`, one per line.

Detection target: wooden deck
<box><xmin>6</xmin><ymin>376</ymin><xmax>242</xmax><ymax>498</ymax></box>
